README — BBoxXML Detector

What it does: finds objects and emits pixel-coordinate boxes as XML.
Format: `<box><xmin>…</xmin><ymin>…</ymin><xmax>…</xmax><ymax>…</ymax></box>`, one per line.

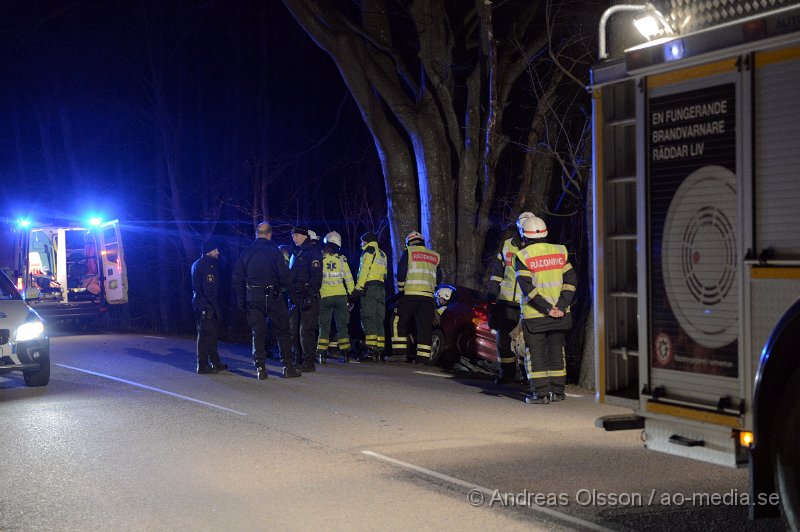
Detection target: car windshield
<box><xmin>0</xmin><ymin>271</ymin><xmax>23</xmax><ymax>300</ymax></box>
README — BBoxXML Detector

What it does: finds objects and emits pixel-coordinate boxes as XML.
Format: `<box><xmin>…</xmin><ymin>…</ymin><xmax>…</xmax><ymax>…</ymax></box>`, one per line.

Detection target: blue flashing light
<box><xmin>664</xmin><ymin>39</ymin><xmax>685</xmax><ymax>62</ymax></box>
<box><xmin>89</xmin><ymin>217</ymin><xmax>103</xmax><ymax>227</ymax></box>
<box><xmin>17</xmin><ymin>219</ymin><xmax>31</xmax><ymax>228</ymax></box>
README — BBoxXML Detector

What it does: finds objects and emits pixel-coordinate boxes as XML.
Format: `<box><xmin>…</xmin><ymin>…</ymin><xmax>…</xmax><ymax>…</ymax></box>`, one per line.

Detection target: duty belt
<box><xmin>246</xmin><ymin>284</ymin><xmax>278</xmax><ymax>300</ymax></box>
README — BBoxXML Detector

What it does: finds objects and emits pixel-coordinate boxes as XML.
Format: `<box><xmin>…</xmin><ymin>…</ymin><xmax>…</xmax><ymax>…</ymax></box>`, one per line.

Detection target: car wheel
<box><xmin>774</xmin><ymin>367</ymin><xmax>800</xmax><ymax>529</ymax></box>
<box><xmin>428</xmin><ymin>329</ymin><xmax>445</xmax><ymax>366</ymax></box>
<box><xmin>23</xmin><ymin>355</ymin><xmax>51</xmax><ymax>387</ymax></box>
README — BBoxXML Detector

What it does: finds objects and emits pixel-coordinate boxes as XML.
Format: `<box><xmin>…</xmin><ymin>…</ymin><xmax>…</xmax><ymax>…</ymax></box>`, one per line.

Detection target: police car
<box><xmin>0</xmin><ymin>270</ymin><xmax>50</xmax><ymax>387</ymax></box>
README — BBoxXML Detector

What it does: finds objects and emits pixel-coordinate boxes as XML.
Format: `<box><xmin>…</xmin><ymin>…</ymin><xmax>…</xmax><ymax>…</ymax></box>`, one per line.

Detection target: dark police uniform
<box><xmin>233</xmin><ymin>236</ymin><xmax>298</xmax><ymax>378</ymax></box>
<box><xmin>191</xmin><ymin>251</ymin><xmax>224</xmax><ymax>372</ymax></box>
<box><xmin>289</xmin><ymin>237</ymin><xmax>323</xmax><ymax>370</ymax></box>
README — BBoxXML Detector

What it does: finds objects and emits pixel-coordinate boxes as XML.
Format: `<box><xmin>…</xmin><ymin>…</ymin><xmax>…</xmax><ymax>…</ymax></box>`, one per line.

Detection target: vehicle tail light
<box><xmin>17</xmin><ymin>277</ymin><xmax>24</xmax><ymax>291</ymax></box>
<box><xmin>472</xmin><ymin>303</ymin><xmax>488</xmax><ymax>326</ymax></box>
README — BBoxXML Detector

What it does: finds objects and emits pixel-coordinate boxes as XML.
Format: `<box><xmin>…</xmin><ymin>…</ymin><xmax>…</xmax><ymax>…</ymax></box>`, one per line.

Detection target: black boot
<box><xmin>549</xmin><ymin>391</ymin><xmax>566</xmax><ymax>402</ymax></box>
<box><xmin>197</xmin><ymin>365</ymin><xmax>219</xmax><ymax>375</ymax></box>
<box><xmin>281</xmin><ymin>365</ymin><xmax>302</xmax><ymax>378</ymax></box>
<box><xmin>301</xmin><ymin>358</ymin><xmax>316</xmax><ymax>372</ymax></box>
<box><xmin>341</xmin><ymin>352</ymin><xmax>350</xmax><ymax>363</ymax></box>
<box><xmin>494</xmin><ymin>363</ymin><xmax>516</xmax><ymax>384</ymax></box>
<box><xmin>255</xmin><ymin>364</ymin><xmax>268</xmax><ymax>380</ymax></box>
<box><xmin>525</xmin><ymin>393</ymin><xmax>550</xmax><ymax>404</ymax></box>
<box><xmin>525</xmin><ymin>392</ymin><xmax>550</xmax><ymax>404</ymax></box>
<box><xmin>317</xmin><ymin>352</ymin><xmax>327</xmax><ymax>365</ymax></box>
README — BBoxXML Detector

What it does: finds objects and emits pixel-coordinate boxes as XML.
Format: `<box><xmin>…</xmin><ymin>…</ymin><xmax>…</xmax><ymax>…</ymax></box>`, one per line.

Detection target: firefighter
<box><xmin>191</xmin><ymin>238</ymin><xmax>228</xmax><ymax>374</ymax></box>
<box><xmin>393</xmin><ymin>231</ymin><xmax>441</xmax><ymax>363</ymax></box>
<box><xmin>513</xmin><ymin>215</ymin><xmax>577</xmax><ymax>404</ymax></box>
<box><xmin>232</xmin><ymin>222</ymin><xmax>300</xmax><ymax>380</ymax></box>
<box><xmin>486</xmin><ymin>212</ymin><xmax>534</xmax><ymax>384</ymax></box>
<box><xmin>288</xmin><ymin>226</ymin><xmax>323</xmax><ymax>372</ymax></box>
<box><xmin>316</xmin><ymin>231</ymin><xmax>354</xmax><ymax>363</ymax></box>
<box><xmin>351</xmin><ymin>232</ymin><xmax>387</xmax><ymax>362</ymax></box>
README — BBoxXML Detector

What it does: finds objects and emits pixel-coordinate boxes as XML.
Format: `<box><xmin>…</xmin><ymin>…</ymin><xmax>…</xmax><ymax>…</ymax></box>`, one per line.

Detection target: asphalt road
<box><xmin>0</xmin><ymin>332</ymin><xmax>787</xmax><ymax>531</ymax></box>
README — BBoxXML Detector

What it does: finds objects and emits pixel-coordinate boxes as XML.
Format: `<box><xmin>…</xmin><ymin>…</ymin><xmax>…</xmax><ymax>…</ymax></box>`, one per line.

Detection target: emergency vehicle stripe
<box><xmin>646</xmin><ymin>402</ymin><xmax>743</xmax><ymax>428</ymax></box>
<box><xmin>647</xmin><ymin>58</ymin><xmax>737</xmax><ymax>90</ymax></box>
<box><xmin>751</xmin><ymin>266</ymin><xmax>800</xmax><ymax>280</ymax></box>
<box><xmin>755</xmin><ymin>45</ymin><xmax>800</xmax><ymax>67</ymax></box>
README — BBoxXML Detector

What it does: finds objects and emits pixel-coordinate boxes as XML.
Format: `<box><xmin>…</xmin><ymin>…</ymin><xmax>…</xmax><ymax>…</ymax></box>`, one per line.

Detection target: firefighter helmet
<box><xmin>308</xmin><ymin>230</ymin><xmax>319</xmax><ymax>241</ymax></box>
<box><xmin>520</xmin><ymin>215</ymin><xmax>548</xmax><ymax>239</ymax></box>
<box><xmin>406</xmin><ymin>231</ymin><xmax>424</xmax><ymax>246</ymax></box>
<box><xmin>435</xmin><ymin>286</ymin><xmax>453</xmax><ymax>308</ymax></box>
<box><xmin>324</xmin><ymin>231</ymin><xmax>342</xmax><ymax>247</ymax></box>
<box><xmin>516</xmin><ymin>211</ymin><xmax>535</xmax><ymax>231</ymax></box>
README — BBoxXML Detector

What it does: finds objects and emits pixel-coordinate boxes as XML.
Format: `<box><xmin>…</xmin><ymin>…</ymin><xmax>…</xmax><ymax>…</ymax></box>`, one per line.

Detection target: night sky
<box><xmin>1</xmin><ymin>1</ymin><xmax>381</xmax><ymax>242</ymax></box>
<box><xmin>1</xmin><ymin>1</ymin><xmax>381</xmax><ymax>332</ymax></box>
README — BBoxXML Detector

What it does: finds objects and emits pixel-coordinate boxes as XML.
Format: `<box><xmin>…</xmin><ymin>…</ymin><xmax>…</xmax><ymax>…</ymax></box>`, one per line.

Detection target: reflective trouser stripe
<box><xmin>317</xmin><ymin>338</ymin><xmax>330</xmax><ymax>352</ymax></box>
<box><xmin>498</xmin><ymin>356</ymin><xmax>515</xmax><ymax>363</ymax></box>
<box><xmin>365</xmin><ymin>334</ymin><xmax>377</xmax><ymax>348</ymax></box>
<box><xmin>417</xmin><ymin>344</ymin><xmax>431</xmax><ymax>358</ymax></box>
<box><xmin>375</xmin><ymin>337</ymin><xmax>385</xmax><ymax>348</ymax></box>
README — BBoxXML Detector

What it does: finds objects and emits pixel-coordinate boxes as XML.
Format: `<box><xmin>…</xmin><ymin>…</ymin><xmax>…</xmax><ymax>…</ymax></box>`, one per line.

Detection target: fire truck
<box><xmin>591</xmin><ymin>3</ymin><xmax>800</xmax><ymax>525</ymax></box>
<box><xmin>0</xmin><ymin>217</ymin><xmax>128</xmax><ymax>323</ymax></box>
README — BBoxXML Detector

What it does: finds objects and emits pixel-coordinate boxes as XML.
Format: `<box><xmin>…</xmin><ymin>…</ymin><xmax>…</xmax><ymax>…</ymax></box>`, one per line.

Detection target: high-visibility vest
<box><xmin>320</xmin><ymin>253</ymin><xmax>354</xmax><ymax>298</ymax></box>
<box><xmin>497</xmin><ymin>238</ymin><xmax>521</xmax><ymax>302</ymax></box>
<box><xmin>515</xmin><ymin>242</ymin><xmax>571</xmax><ymax>319</ymax></box>
<box><xmin>403</xmin><ymin>245</ymin><xmax>439</xmax><ymax>297</ymax></box>
<box><xmin>356</xmin><ymin>241</ymin><xmax>387</xmax><ymax>289</ymax></box>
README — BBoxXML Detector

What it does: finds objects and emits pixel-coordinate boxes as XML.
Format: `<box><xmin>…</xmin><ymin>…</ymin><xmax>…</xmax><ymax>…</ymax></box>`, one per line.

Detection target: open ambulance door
<box><xmin>98</xmin><ymin>220</ymin><xmax>128</xmax><ymax>304</ymax></box>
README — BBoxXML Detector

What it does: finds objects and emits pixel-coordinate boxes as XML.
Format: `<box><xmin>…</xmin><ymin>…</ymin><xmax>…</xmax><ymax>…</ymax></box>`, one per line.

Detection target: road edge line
<box><xmin>56</xmin><ymin>364</ymin><xmax>248</xmax><ymax>416</ymax></box>
<box><xmin>361</xmin><ymin>450</ymin><xmax>612</xmax><ymax>531</ymax></box>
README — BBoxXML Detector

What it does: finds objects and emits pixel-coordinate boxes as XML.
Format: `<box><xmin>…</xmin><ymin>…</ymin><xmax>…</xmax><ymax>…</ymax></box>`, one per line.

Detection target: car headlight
<box><xmin>16</xmin><ymin>321</ymin><xmax>45</xmax><ymax>342</ymax></box>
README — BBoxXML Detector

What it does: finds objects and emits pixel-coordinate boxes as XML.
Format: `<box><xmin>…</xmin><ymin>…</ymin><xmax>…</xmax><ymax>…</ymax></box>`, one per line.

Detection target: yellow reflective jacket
<box><xmin>356</xmin><ymin>241</ymin><xmax>387</xmax><ymax>290</ymax></box>
<box><xmin>398</xmin><ymin>245</ymin><xmax>439</xmax><ymax>297</ymax></box>
<box><xmin>514</xmin><ymin>242</ymin><xmax>577</xmax><ymax>319</ymax></box>
<box><xmin>488</xmin><ymin>237</ymin><xmax>522</xmax><ymax>302</ymax></box>
<box><xmin>320</xmin><ymin>252</ymin><xmax>354</xmax><ymax>298</ymax></box>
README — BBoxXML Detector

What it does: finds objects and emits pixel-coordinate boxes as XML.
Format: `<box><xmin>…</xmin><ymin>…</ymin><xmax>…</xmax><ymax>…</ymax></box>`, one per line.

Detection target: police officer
<box><xmin>191</xmin><ymin>239</ymin><xmax>228</xmax><ymax>374</ymax></box>
<box><xmin>513</xmin><ymin>215</ymin><xmax>577</xmax><ymax>404</ymax></box>
<box><xmin>486</xmin><ymin>212</ymin><xmax>533</xmax><ymax>384</ymax></box>
<box><xmin>351</xmin><ymin>232</ymin><xmax>387</xmax><ymax>362</ymax></box>
<box><xmin>288</xmin><ymin>226</ymin><xmax>323</xmax><ymax>372</ymax></box>
<box><xmin>316</xmin><ymin>231</ymin><xmax>354</xmax><ymax>363</ymax></box>
<box><xmin>392</xmin><ymin>231</ymin><xmax>441</xmax><ymax>363</ymax></box>
<box><xmin>233</xmin><ymin>222</ymin><xmax>300</xmax><ymax>380</ymax></box>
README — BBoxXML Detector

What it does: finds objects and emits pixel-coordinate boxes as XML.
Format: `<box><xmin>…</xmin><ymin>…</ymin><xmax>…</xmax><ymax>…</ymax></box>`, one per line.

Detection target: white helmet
<box><xmin>435</xmin><ymin>286</ymin><xmax>453</xmax><ymax>307</ymax></box>
<box><xmin>308</xmin><ymin>230</ymin><xmax>319</xmax><ymax>241</ymax></box>
<box><xmin>520</xmin><ymin>215</ymin><xmax>548</xmax><ymax>239</ymax></box>
<box><xmin>516</xmin><ymin>211</ymin><xmax>535</xmax><ymax>230</ymax></box>
<box><xmin>324</xmin><ymin>231</ymin><xmax>342</xmax><ymax>247</ymax></box>
<box><xmin>406</xmin><ymin>231</ymin><xmax>424</xmax><ymax>246</ymax></box>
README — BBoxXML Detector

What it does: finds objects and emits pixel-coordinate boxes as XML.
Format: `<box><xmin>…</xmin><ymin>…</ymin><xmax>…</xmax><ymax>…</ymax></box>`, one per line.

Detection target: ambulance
<box><xmin>590</xmin><ymin>3</ymin><xmax>800</xmax><ymax>525</ymax></box>
<box><xmin>0</xmin><ymin>218</ymin><xmax>128</xmax><ymax>323</ymax></box>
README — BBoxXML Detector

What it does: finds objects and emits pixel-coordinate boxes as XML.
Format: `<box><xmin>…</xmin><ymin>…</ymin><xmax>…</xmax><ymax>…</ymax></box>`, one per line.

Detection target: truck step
<box><xmin>595</xmin><ymin>414</ymin><xmax>645</xmax><ymax>431</ymax></box>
